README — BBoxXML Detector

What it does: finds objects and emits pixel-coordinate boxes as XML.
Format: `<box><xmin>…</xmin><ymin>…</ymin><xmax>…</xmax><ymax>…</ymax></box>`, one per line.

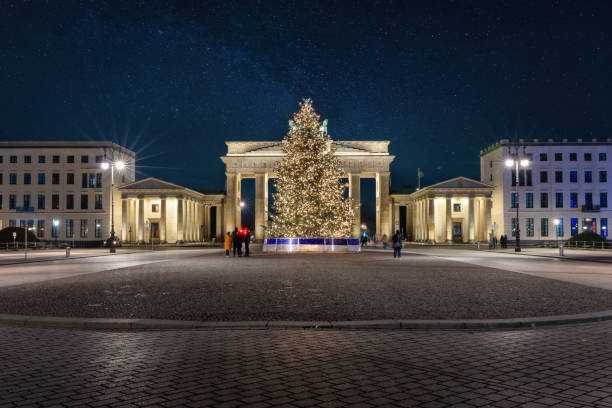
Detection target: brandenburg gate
<box><xmin>221</xmin><ymin>141</ymin><xmax>395</xmax><ymax>239</ymax></box>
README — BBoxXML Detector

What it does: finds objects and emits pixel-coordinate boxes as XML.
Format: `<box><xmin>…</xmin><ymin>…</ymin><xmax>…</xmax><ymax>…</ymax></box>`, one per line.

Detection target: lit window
<box><xmin>152</xmin><ymin>204</ymin><xmax>160</xmax><ymax>213</ymax></box>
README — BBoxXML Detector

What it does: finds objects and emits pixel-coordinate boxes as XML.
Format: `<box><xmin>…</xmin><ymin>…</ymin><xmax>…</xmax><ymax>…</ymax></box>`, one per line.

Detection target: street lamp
<box><xmin>101</xmin><ymin>160</ymin><xmax>125</xmax><ymax>253</ymax></box>
<box><xmin>553</xmin><ymin>219</ymin><xmax>560</xmax><ymax>248</ymax></box>
<box><xmin>52</xmin><ymin>219</ymin><xmax>60</xmax><ymax>248</ymax></box>
<box><xmin>505</xmin><ymin>152</ymin><xmax>530</xmax><ymax>252</ymax></box>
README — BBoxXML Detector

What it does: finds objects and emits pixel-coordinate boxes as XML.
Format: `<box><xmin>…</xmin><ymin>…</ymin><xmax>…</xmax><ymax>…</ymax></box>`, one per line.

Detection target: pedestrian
<box><xmin>224</xmin><ymin>232</ymin><xmax>232</xmax><ymax>257</ymax></box>
<box><xmin>392</xmin><ymin>230</ymin><xmax>402</xmax><ymax>259</ymax></box>
<box><xmin>382</xmin><ymin>234</ymin><xmax>388</xmax><ymax>249</ymax></box>
<box><xmin>493</xmin><ymin>235</ymin><xmax>498</xmax><ymax>249</ymax></box>
<box><xmin>232</xmin><ymin>228</ymin><xmax>241</xmax><ymax>257</ymax></box>
<box><xmin>244</xmin><ymin>229</ymin><xmax>250</xmax><ymax>257</ymax></box>
<box><xmin>361</xmin><ymin>232</ymin><xmax>368</xmax><ymax>247</ymax></box>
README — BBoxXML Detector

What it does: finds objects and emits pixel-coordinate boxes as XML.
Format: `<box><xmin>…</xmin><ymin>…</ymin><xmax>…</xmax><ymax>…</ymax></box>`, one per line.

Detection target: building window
<box><xmin>38</xmin><ymin>173</ymin><xmax>45</xmax><ymax>185</ymax></box>
<box><xmin>585</xmin><ymin>171</ymin><xmax>592</xmax><ymax>183</ymax></box>
<box><xmin>490</xmin><ymin>174</ymin><xmax>493</xmax><ymax>182</ymax></box>
<box><xmin>600</xmin><ymin>192</ymin><xmax>608</xmax><ymax>208</ymax></box>
<box><xmin>81</xmin><ymin>194</ymin><xmax>88</xmax><ymax>210</ymax></box>
<box><xmin>95</xmin><ymin>194</ymin><xmax>103</xmax><ymax>210</ymax></box>
<box><xmin>585</xmin><ymin>192</ymin><xmax>593</xmax><ymax>209</ymax></box>
<box><xmin>540</xmin><ymin>192</ymin><xmax>548</xmax><ymax>208</ymax></box>
<box><xmin>37</xmin><ymin>220</ymin><xmax>45</xmax><ymax>238</ymax></box>
<box><xmin>67</xmin><ymin>155</ymin><xmax>74</xmax><ymax>163</ymax></box>
<box><xmin>0</xmin><ymin>156</ymin><xmax>2</xmax><ymax>163</ymax></box>
<box><xmin>95</xmin><ymin>155</ymin><xmax>103</xmax><ymax>163</ymax></box>
<box><xmin>555</xmin><ymin>171</ymin><xmax>563</xmax><ymax>183</ymax></box>
<box><xmin>9</xmin><ymin>173</ymin><xmax>17</xmax><ymax>184</ymax></box>
<box><xmin>80</xmin><ymin>219</ymin><xmax>88</xmax><ymax>238</ymax></box>
<box><xmin>38</xmin><ymin>155</ymin><xmax>46</xmax><ymax>164</ymax></box>
<box><xmin>555</xmin><ymin>192</ymin><xmax>563</xmax><ymax>208</ymax></box>
<box><xmin>570</xmin><ymin>192</ymin><xmax>578</xmax><ymax>208</ymax></box>
<box><xmin>539</xmin><ymin>153</ymin><xmax>547</xmax><ymax>161</ymax></box>
<box><xmin>152</xmin><ymin>204</ymin><xmax>160</xmax><ymax>213</ymax></box>
<box><xmin>569</xmin><ymin>153</ymin><xmax>577</xmax><ymax>161</ymax></box>
<box><xmin>511</xmin><ymin>193</ymin><xmax>518</xmax><ymax>208</ymax></box>
<box><xmin>600</xmin><ymin>152</ymin><xmax>607</xmax><ymax>161</ymax></box>
<box><xmin>66</xmin><ymin>219</ymin><xmax>74</xmax><ymax>238</ymax></box>
<box><xmin>67</xmin><ymin>173</ymin><xmax>74</xmax><ymax>184</ymax></box>
<box><xmin>37</xmin><ymin>194</ymin><xmax>45</xmax><ymax>209</ymax></box>
<box><xmin>570</xmin><ymin>170</ymin><xmax>577</xmax><ymax>183</ymax></box>
<box><xmin>89</xmin><ymin>173</ymin><xmax>96</xmax><ymax>188</ymax></box>
<box><xmin>526</xmin><ymin>218</ymin><xmax>534</xmax><ymax>237</ymax></box>
<box><xmin>96</xmin><ymin>173</ymin><xmax>102</xmax><ymax>188</ymax></box>
<box><xmin>526</xmin><ymin>192</ymin><xmax>533</xmax><ymax>208</ymax></box>
<box><xmin>52</xmin><ymin>155</ymin><xmax>60</xmax><ymax>163</ymax></box>
<box><xmin>23</xmin><ymin>194</ymin><xmax>31</xmax><ymax>209</ymax></box>
<box><xmin>555</xmin><ymin>153</ymin><xmax>562</xmax><ymax>161</ymax></box>
<box><xmin>584</xmin><ymin>153</ymin><xmax>592</xmax><ymax>161</ymax></box>
<box><xmin>95</xmin><ymin>219</ymin><xmax>102</xmax><ymax>238</ymax></box>
<box><xmin>66</xmin><ymin>194</ymin><xmax>74</xmax><ymax>210</ymax></box>
<box><xmin>82</xmin><ymin>173</ymin><xmax>87</xmax><ymax>188</ymax></box>
<box><xmin>602</xmin><ymin>218</ymin><xmax>608</xmax><ymax>238</ymax></box>
<box><xmin>539</xmin><ymin>171</ymin><xmax>547</xmax><ymax>183</ymax></box>
<box><xmin>24</xmin><ymin>173</ymin><xmax>31</xmax><ymax>185</ymax></box>
<box><xmin>571</xmin><ymin>218</ymin><xmax>578</xmax><ymax>236</ymax></box>
<box><xmin>556</xmin><ymin>218</ymin><xmax>564</xmax><ymax>237</ymax></box>
<box><xmin>0</xmin><ymin>174</ymin><xmax>2</xmax><ymax>184</ymax></box>
<box><xmin>81</xmin><ymin>155</ymin><xmax>89</xmax><ymax>163</ymax></box>
<box><xmin>0</xmin><ymin>194</ymin><xmax>2</xmax><ymax>209</ymax></box>
<box><xmin>9</xmin><ymin>194</ymin><xmax>16</xmax><ymax>209</ymax></box>
<box><xmin>10</xmin><ymin>155</ymin><xmax>17</xmax><ymax>163</ymax></box>
<box><xmin>600</xmin><ymin>171</ymin><xmax>607</xmax><ymax>183</ymax></box>
<box><xmin>52</xmin><ymin>219</ymin><xmax>60</xmax><ymax>238</ymax></box>
<box><xmin>541</xmin><ymin>218</ymin><xmax>548</xmax><ymax>237</ymax></box>
<box><xmin>52</xmin><ymin>194</ymin><xmax>60</xmax><ymax>210</ymax></box>
<box><xmin>511</xmin><ymin>218</ymin><xmax>517</xmax><ymax>237</ymax></box>
<box><xmin>453</xmin><ymin>203</ymin><xmax>461</xmax><ymax>212</ymax></box>
<box><xmin>51</xmin><ymin>173</ymin><xmax>59</xmax><ymax>184</ymax></box>
<box><xmin>24</xmin><ymin>155</ymin><xmax>31</xmax><ymax>163</ymax></box>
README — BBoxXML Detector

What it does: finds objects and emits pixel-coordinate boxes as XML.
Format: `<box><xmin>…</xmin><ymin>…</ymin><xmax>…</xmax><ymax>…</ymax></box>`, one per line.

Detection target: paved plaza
<box><xmin>1</xmin><ymin>249</ymin><xmax>612</xmax><ymax>321</ymax></box>
<box><xmin>2</xmin><ymin>322</ymin><xmax>612</xmax><ymax>407</ymax></box>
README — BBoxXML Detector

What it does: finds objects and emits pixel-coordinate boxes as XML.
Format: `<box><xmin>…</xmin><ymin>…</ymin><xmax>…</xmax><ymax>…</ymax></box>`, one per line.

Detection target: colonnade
<box><xmin>224</xmin><ymin>171</ymin><xmax>392</xmax><ymax>239</ymax></box>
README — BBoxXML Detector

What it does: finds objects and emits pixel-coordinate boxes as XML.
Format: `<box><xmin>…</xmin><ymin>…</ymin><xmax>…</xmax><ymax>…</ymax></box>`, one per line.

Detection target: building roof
<box><xmin>0</xmin><ymin>141</ymin><xmax>135</xmax><ymax>156</ymax></box>
<box><xmin>393</xmin><ymin>176</ymin><xmax>493</xmax><ymax>201</ymax></box>
<box><xmin>481</xmin><ymin>138</ymin><xmax>612</xmax><ymax>155</ymax></box>
<box><xmin>119</xmin><ymin>177</ymin><xmax>208</xmax><ymax>199</ymax></box>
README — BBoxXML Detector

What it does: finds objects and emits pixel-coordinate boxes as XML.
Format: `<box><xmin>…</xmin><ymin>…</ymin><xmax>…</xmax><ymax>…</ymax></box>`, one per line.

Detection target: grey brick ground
<box><xmin>2</xmin><ymin>322</ymin><xmax>612</xmax><ymax>407</ymax></box>
<box><xmin>1</xmin><ymin>251</ymin><xmax>612</xmax><ymax>321</ymax></box>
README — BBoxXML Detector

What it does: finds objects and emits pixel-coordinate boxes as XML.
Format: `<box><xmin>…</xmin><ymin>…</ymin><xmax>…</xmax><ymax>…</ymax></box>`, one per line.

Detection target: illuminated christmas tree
<box><xmin>268</xmin><ymin>99</ymin><xmax>354</xmax><ymax>238</ymax></box>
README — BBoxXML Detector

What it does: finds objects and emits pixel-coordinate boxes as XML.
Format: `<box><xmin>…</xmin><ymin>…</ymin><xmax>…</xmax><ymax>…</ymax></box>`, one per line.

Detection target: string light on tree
<box><xmin>267</xmin><ymin>99</ymin><xmax>354</xmax><ymax>238</ymax></box>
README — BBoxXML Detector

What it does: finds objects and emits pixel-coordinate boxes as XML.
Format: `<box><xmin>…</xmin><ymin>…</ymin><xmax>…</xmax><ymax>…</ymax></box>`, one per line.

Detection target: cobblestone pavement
<box><xmin>2</xmin><ymin>322</ymin><xmax>612</xmax><ymax>407</ymax></box>
<box><xmin>1</xmin><ymin>251</ymin><xmax>612</xmax><ymax>321</ymax></box>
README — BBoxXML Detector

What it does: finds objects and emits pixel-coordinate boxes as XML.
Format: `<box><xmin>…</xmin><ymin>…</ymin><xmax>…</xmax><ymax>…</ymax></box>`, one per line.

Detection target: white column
<box><xmin>255</xmin><ymin>173</ymin><xmax>268</xmax><ymax>240</ymax></box>
<box><xmin>235</xmin><ymin>175</ymin><xmax>242</xmax><ymax>229</ymax></box>
<box><xmin>468</xmin><ymin>197</ymin><xmax>475</xmax><ymax>242</ymax></box>
<box><xmin>160</xmin><ymin>198</ymin><xmax>167</xmax><ymax>243</ymax></box>
<box><xmin>350</xmin><ymin>173</ymin><xmax>361</xmax><ymax>237</ymax></box>
<box><xmin>137</xmin><ymin>198</ymin><xmax>144</xmax><ymax>242</ymax></box>
<box><xmin>224</xmin><ymin>173</ymin><xmax>236</xmax><ymax>234</ymax></box>
<box><xmin>446</xmin><ymin>197</ymin><xmax>452</xmax><ymax>242</ymax></box>
<box><xmin>121</xmin><ymin>198</ymin><xmax>129</xmax><ymax>241</ymax></box>
<box><xmin>177</xmin><ymin>197</ymin><xmax>184</xmax><ymax>242</ymax></box>
<box><xmin>215</xmin><ymin>205</ymin><xmax>223</xmax><ymax>239</ymax></box>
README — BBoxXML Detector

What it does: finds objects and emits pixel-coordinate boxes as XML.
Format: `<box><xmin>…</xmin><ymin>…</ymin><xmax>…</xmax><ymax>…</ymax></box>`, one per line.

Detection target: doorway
<box><xmin>151</xmin><ymin>221</ymin><xmax>160</xmax><ymax>243</ymax></box>
<box><xmin>452</xmin><ymin>221</ymin><xmax>462</xmax><ymax>242</ymax></box>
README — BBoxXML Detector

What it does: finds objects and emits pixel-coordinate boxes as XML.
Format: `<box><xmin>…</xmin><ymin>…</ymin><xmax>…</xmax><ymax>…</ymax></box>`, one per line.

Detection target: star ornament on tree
<box><xmin>268</xmin><ymin>99</ymin><xmax>354</xmax><ymax>238</ymax></box>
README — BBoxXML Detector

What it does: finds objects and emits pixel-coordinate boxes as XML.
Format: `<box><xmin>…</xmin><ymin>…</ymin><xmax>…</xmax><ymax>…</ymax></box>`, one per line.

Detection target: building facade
<box><xmin>480</xmin><ymin>138</ymin><xmax>611</xmax><ymax>241</ymax></box>
<box><xmin>0</xmin><ymin>142</ymin><xmax>135</xmax><ymax>243</ymax></box>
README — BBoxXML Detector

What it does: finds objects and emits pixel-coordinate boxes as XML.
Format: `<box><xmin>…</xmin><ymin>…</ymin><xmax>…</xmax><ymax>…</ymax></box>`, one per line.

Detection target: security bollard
<box><xmin>559</xmin><ymin>243</ymin><xmax>564</xmax><ymax>257</ymax></box>
<box><xmin>66</xmin><ymin>246</ymin><xmax>71</xmax><ymax>257</ymax></box>
<box><xmin>477</xmin><ymin>242</ymin><xmax>480</xmax><ymax>250</ymax></box>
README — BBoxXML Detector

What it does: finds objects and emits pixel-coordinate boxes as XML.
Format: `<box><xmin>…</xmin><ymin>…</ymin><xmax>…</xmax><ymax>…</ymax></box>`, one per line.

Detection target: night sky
<box><xmin>2</xmin><ymin>0</ymin><xmax>612</xmax><ymax>192</ymax></box>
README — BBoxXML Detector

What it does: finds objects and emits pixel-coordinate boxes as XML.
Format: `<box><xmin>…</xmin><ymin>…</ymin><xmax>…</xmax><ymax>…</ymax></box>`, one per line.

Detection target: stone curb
<box><xmin>1</xmin><ymin>310</ymin><xmax>612</xmax><ymax>331</ymax></box>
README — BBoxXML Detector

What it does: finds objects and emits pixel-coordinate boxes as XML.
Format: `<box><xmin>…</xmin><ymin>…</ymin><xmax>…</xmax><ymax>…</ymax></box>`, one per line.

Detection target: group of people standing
<box><xmin>224</xmin><ymin>227</ymin><xmax>251</xmax><ymax>257</ymax></box>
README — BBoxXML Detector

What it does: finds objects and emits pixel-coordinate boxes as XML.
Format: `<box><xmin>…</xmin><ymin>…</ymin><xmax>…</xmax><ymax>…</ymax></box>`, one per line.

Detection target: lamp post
<box><xmin>240</xmin><ymin>201</ymin><xmax>245</xmax><ymax>228</ymax></box>
<box><xmin>52</xmin><ymin>219</ymin><xmax>60</xmax><ymax>248</ymax></box>
<box><xmin>553</xmin><ymin>219</ymin><xmax>560</xmax><ymax>248</ymax></box>
<box><xmin>505</xmin><ymin>151</ymin><xmax>530</xmax><ymax>252</ymax></box>
<box><xmin>101</xmin><ymin>160</ymin><xmax>125</xmax><ymax>253</ymax></box>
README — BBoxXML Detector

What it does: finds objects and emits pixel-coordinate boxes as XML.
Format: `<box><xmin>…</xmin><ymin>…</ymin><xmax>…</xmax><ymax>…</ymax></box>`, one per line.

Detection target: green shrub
<box><xmin>0</xmin><ymin>226</ymin><xmax>39</xmax><ymax>243</ymax></box>
<box><xmin>567</xmin><ymin>231</ymin><xmax>604</xmax><ymax>243</ymax></box>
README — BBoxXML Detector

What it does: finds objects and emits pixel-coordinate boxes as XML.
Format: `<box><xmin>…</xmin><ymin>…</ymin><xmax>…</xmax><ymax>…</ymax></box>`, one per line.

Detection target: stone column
<box><xmin>446</xmin><ymin>197</ymin><xmax>452</xmax><ymax>242</ymax></box>
<box><xmin>205</xmin><ymin>205</ymin><xmax>210</xmax><ymax>240</ymax></box>
<box><xmin>160</xmin><ymin>198</ymin><xmax>166</xmax><ymax>243</ymax></box>
<box><xmin>349</xmin><ymin>173</ymin><xmax>361</xmax><ymax>237</ymax></box>
<box><xmin>255</xmin><ymin>173</ymin><xmax>268</xmax><ymax>240</ymax></box>
<box><xmin>215</xmin><ymin>204</ymin><xmax>223</xmax><ymax>239</ymax></box>
<box><xmin>485</xmin><ymin>197</ymin><xmax>493</xmax><ymax>239</ymax></box>
<box><xmin>177</xmin><ymin>197</ymin><xmax>184</xmax><ymax>242</ymax></box>
<box><xmin>392</xmin><ymin>203</ymin><xmax>400</xmax><ymax>234</ymax></box>
<box><xmin>379</xmin><ymin>173</ymin><xmax>393</xmax><ymax>238</ymax></box>
<box><xmin>224</xmin><ymin>173</ymin><xmax>236</xmax><ymax>235</ymax></box>
<box><xmin>428</xmin><ymin>198</ymin><xmax>435</xmax><ymax>241</ymax></box>
<box><xmin>121</xmin><ymin>198</ymin><xmax>129</xmax><ymax>241</ymax></box>
<box><xmin>235</xmin><ymin>175</ymin><xmax>242</xmax><ymax>229</ymax></box>
<box><xmin>468</xmin><ymin>196</ymin><xmax>475</xmax><ymax>242</ymax></box>
<box><xmin>137</xmin><ymin>198</ymin><xmax>144</xmax><ymax>243</ymax></box>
